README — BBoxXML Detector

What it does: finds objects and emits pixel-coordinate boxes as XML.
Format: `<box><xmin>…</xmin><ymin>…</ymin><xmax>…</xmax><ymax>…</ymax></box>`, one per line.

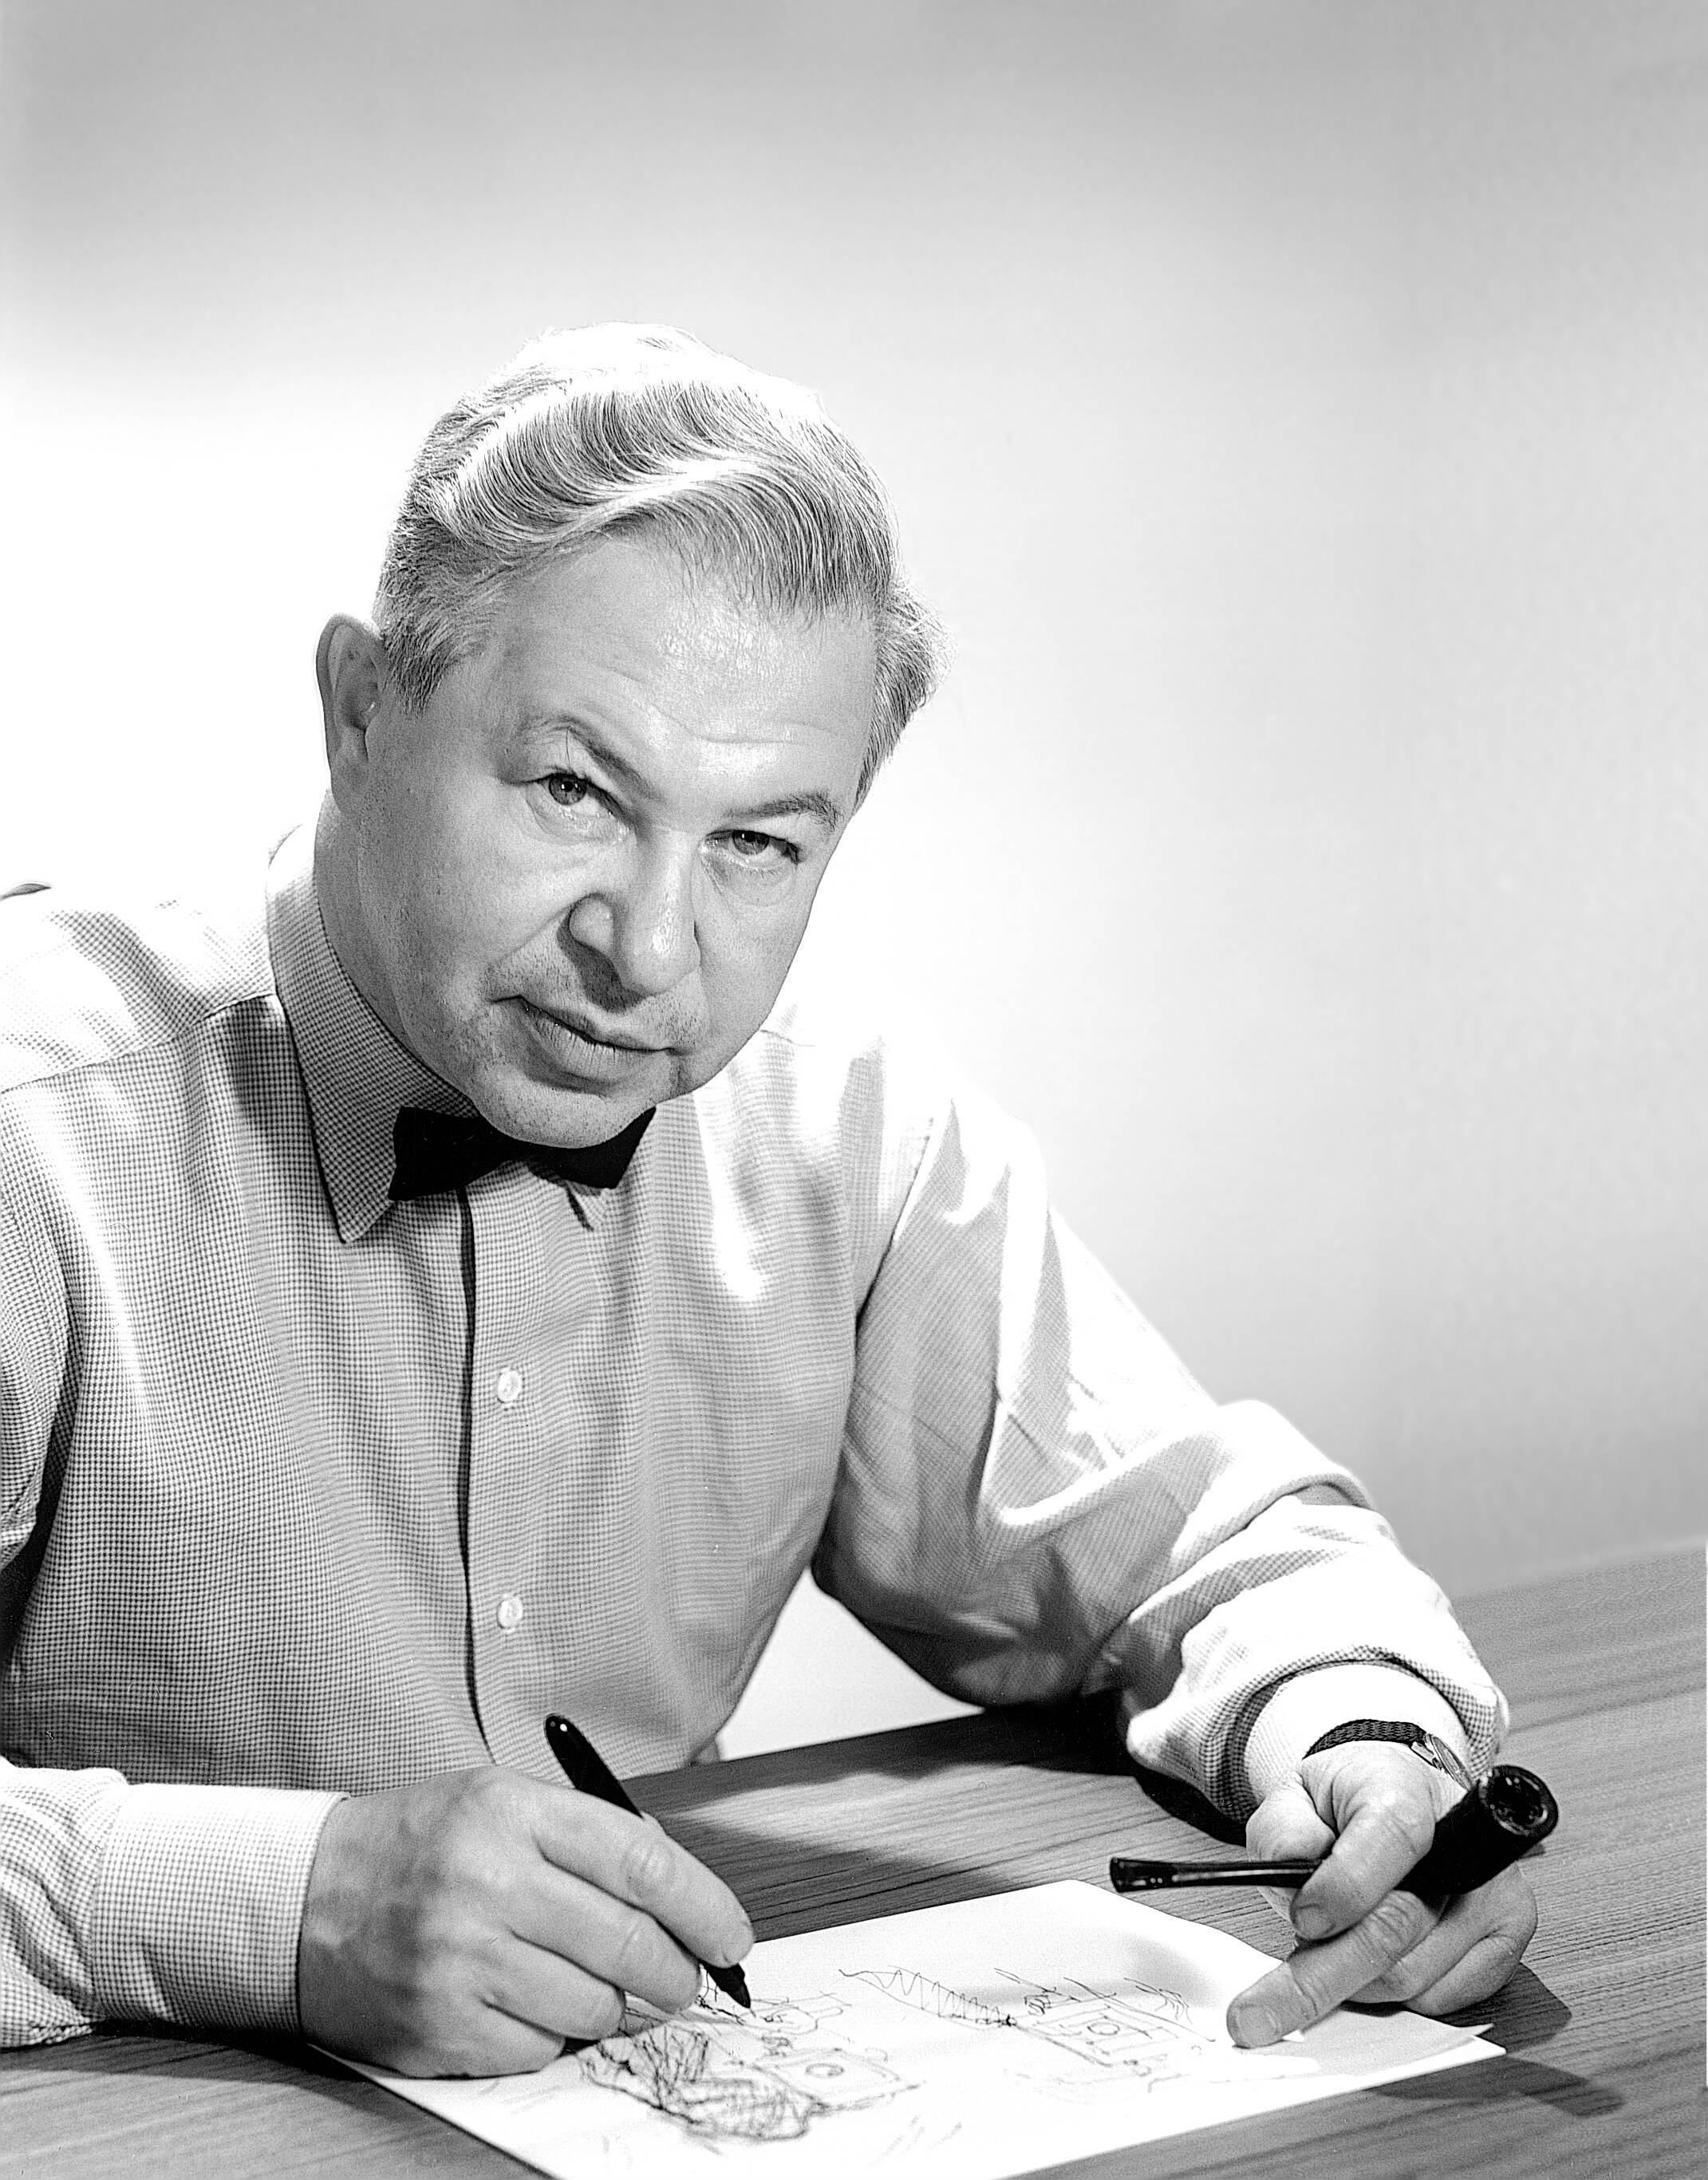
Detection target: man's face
<box><xmin>330</xmin><ymin>536</ymin><xmax>878</xmax><ymax>1143</ymax></box>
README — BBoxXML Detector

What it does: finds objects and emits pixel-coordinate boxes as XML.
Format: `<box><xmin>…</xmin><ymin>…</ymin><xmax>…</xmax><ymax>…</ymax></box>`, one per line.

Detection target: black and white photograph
<box><xmin>1</xmin><ymin>5</ymin><xmax>1702</xmax><ymax>2175</ymax></box>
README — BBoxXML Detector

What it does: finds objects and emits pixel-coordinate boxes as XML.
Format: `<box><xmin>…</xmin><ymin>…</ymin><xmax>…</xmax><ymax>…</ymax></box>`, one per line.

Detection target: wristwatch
<box><xmin>1303</xmin><ymin>1717</ymin><xmax>1477</xmax><ymax>1792</ymax></box>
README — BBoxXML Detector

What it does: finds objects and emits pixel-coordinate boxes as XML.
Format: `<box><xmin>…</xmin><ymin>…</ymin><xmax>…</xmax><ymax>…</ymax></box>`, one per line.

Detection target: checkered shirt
<box><xmin>0</xmin><ymin>825</ymin><xmax>1505</xmax><ymax>2048</ymax></box>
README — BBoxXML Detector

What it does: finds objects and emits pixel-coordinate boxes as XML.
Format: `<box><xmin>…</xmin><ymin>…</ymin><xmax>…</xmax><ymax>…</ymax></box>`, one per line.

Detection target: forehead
<box><xmin>471</xmin><ymin>537</ymin><xmax>877</xmax><ymax>766</ymax></box>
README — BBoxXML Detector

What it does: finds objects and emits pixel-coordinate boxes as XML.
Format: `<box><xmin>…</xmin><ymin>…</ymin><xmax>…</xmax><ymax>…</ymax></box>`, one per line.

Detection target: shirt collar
<box><xmin>266</xmin><ymin>824</ymin><xmax>468</xmax><ymax>1243</ymax></box>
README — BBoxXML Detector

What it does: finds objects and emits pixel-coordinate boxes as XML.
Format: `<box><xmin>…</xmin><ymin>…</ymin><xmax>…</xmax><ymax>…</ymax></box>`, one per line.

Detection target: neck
<box><xmin>310</xmin><ymin>795</ymin><xmax>411</xmax><ymax>1057</ymax></box>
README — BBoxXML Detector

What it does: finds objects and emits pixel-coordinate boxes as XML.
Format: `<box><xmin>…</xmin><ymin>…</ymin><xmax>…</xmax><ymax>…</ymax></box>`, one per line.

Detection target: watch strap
<box><xmin>1303</xmin><ymin>1717</ymin><xmax>1477</xmax><ymax>1791</ymax></box>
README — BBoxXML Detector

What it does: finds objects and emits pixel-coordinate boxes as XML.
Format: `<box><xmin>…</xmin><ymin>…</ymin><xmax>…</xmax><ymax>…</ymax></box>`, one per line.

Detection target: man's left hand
<box><xmin>1225</xmin><ymin>1742</ymin><xmax>1537</xmax><ymax>2047</ymax></box>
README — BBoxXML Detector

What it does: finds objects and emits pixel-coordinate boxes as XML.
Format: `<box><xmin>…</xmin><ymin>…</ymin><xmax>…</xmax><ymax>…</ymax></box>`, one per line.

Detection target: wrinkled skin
<box><xmin>1229</xmin><ymin>1742</ymin><xmax>1538</xmax><ymax>2047</ymax></box>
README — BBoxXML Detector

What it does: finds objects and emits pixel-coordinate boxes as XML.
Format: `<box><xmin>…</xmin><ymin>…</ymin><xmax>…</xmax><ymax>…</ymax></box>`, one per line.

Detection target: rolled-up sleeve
<box><xmin>815</xmin><ymin>1073</ymin><xmax>1505</xmax><ymax>1820</ymax></box>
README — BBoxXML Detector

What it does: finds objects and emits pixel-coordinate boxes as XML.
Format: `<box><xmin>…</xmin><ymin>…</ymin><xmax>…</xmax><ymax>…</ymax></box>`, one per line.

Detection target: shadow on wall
<box><xmin>720</xmin><ymin>1575</ymin><xmax>976</xmax><ymax>1759</ymax></box>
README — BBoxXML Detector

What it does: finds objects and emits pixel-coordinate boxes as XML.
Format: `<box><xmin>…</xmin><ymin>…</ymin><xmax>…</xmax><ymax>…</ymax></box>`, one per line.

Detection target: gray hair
<box><xmin>373</xmin><ymin>325</ymin><xmax>946</xmax><ymax>801</ymax></box>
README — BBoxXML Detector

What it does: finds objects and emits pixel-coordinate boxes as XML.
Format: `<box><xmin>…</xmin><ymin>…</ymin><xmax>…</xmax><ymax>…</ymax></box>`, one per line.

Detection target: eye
<box><xmin>724</xmin><ymin>830</ymin><xmax>800</xmax><ymax>865</ymax></box>
<box><xmin>544</xmin><ymin>771</ymin><xmax>593</xmax><ymax>807</ymax></box>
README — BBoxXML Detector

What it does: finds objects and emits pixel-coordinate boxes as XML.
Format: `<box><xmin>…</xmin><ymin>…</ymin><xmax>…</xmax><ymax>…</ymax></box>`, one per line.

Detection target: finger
<box><xmin>386</xmin><ymin>1939</ymin><xmax>624</xmax><ymax>2080</ymax></box>
<box><xmin>1245</xmin><ymin>1781</ymin><xmax>1335</xmax><ymax>1864</ymax></box>
<box><xmin>1288</xmin><ymin>1771</ymin><xmax>1441</xmax><ymax>1941</ymax></box>
<box><xmin>357</xmin><ymin>1924</ymin><xmax>613</xmax><ymax>2080</ymax></box>
<box><xmin>1226</xmin><ymin>1886</ymin><xmax>1439</xmax><ymax>2047</ymax></box>
<box><xmin>1407</xmin><ymin>1923</ymin><xmax>1536</xmax><ymax>2016</ymax></box>
<box><xmin>385</xmin><ymin>2007</ymin><xmax>569</xmax><ymax>2081</ymax></box>
<box><xmin>511</xmin><ymin>1860</ymin><xmax>707</xmax><ymax>2018</ymax></box>
<box><xmin>1245</xmin><ymin>1783</ymin><xmax>1336</xmax><ymax>1925</ymax></box>
<box><xmin>1353</xmin><ymin>1871</ymin><xmax>1537</xmax><ymax>2011</ymax></box>
<box><xmin>532</xmin><ymin>1792</ymin><xmax>754</xmax><ymax>1970</ymax></box>
<box><xmin>483</xmin><ymin>1930</ymin><xmax>633</xmax><ymax>2045</ymax></box>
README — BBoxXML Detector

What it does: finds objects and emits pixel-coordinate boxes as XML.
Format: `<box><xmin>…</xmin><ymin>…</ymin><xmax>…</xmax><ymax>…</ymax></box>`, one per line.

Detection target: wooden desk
<box><xmin>2</xmin><ymin>1548</ymin><xmax>1701</xmax><ymax>2178</ymax></box>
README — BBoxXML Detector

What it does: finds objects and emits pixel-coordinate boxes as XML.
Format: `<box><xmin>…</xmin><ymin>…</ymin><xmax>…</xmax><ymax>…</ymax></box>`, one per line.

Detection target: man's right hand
<box><xmin>296</xmin><ymin>1766</ymin><xmax>755</xmax><ymax>2076</ymax></box>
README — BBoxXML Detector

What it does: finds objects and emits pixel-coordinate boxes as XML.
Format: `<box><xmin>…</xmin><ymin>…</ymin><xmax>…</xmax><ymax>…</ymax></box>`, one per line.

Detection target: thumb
<box><xmin>1246</xmin><ymin>1779</ymin><xmax>1335</xmax><ymax>1862</ymax></box>
<box><xmin>1245</xmin><ymin>1780</ymin><xmax>1335</xmax><ymax>1927</ymax></box>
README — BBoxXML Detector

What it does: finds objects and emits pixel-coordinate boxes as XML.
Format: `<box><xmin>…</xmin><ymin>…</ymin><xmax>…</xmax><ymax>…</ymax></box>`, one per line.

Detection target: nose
<box><xmin>563</xmin><ymin>836</ymin><xmax>700</xmax><ymax>999</ymax></box>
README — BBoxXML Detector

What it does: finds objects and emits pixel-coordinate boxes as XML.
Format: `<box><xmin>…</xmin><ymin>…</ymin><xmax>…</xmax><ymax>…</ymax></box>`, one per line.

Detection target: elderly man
<box><xmin>0</xmin><ymin>325</ymin><xmax>1534</xmax><ymax>2075</ymax></box>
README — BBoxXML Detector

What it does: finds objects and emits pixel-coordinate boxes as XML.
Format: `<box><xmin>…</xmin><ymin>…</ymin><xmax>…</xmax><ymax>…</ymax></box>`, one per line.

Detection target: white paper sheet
<box><xmin>348</xmin><ymin>1880</ymin><xmax>1499</xmax><ymax>2178</ymax></box>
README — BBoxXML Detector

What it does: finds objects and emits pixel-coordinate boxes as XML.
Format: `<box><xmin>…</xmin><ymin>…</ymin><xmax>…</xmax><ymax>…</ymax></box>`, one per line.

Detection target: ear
<box><xmin>316</xmin><ymin>616</ymin><xmax>389</xmax><ymax>806</ymax></box>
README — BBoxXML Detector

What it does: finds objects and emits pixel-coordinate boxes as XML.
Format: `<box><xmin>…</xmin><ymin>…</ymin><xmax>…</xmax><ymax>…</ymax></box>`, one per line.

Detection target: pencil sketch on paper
<box><xmin>357</xmin><ymin>1882</ymin><xmax>1504</xmax><ymax>2180</ymax></box>
<box><xmin>841</xmin><ymin>1967</ymin><xmax>1015</xmax><ymax>2028</ymax></box>
<box><xmin>844</xmin><ymin>1965</ymin><xmax>1217</xmax><ymax>2086</ymax></box>
<box><xmin>576</xmin><ymin>1990</ymin><xmax>910</xmax><ymax>2143</ymax></box>
<box><xmin>573</xmin><ymin>1958</ymin><xmax>1225</xmax><ymax>2146</ymax></box>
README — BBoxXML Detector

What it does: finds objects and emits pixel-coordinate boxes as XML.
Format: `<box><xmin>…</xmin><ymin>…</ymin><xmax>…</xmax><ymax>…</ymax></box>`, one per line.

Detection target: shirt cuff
<box><xmin>1241</xmin><ymin>1665</ymin><xmax>1475</xmax><ymax>1807</ymax></box>
<box><xmin>88</xmin><ymin>1784</ymin><xmax>344</xmax><ymax>2034</ymax></box>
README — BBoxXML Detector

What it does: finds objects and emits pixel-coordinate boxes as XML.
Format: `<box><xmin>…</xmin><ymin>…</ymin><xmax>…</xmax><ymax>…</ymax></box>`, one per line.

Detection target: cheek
<box><xmin>385</xmin><ymin>801</ymin><xmax>542</xmax><ymax>984</ymax></box>
<box><xmin>700</xmin><ymin>901</ymin><xmax>815</xmax><ymax>1035</ymax></box>
<box><xmin>369</xmin><ymin>866</ymin><xmax>503</xmax><ymax>1049</ymax></box>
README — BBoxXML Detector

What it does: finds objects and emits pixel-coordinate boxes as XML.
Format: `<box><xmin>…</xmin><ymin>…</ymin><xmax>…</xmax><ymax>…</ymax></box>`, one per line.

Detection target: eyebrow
<box><xmin>739</xmin><ymin>787</ymin><xmax>846</xmax><ymax>831</ymax></box>
<box><xmin>523</xmin><ymin>715</ymin><xmax>846</xmax><ymax>834</ymax></box>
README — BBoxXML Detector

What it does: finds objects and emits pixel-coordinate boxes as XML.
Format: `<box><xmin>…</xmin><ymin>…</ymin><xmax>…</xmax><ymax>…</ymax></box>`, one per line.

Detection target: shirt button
<box><xmin>494</xmin><ymin>1367</ymin><xmax>524</xmax><ymax>1406</ymax></box>
<box><xmin>496</xmin><ymin>1593</ymin><xmax>525</xmax><ymax>1630</ymax></box>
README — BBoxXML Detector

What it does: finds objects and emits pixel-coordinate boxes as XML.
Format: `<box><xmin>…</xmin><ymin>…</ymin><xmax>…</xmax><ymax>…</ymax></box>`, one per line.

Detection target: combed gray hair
<box><xmin>373</xmin><ymin>325</ymin><xmax>946</xmax><ymax>801</ymax></box>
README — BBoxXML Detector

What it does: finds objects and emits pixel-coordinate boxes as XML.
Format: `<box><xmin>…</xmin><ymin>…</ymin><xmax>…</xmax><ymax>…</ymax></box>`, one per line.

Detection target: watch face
<box><xmin>1411</xmin><ymin>1732</ymin><xmax>1477</xmax><ymax>1791</ymax></box>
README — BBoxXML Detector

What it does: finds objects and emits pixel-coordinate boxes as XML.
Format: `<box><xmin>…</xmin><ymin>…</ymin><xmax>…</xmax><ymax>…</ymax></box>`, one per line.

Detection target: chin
<box><xmin>457</xmin><ymin>1013</ymin><xmax>707</xmax><ymax>1140</ymax></box>
<box><xmin>498</xmin><ymin>1062</ymin><xmax>675</xmax><ymax>1145</ymax></box>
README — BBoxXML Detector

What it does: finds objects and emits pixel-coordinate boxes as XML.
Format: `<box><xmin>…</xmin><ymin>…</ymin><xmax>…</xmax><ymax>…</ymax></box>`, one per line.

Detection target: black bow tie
<box><xmin>389</xmin><ymin>1106</ymin><xmax>653</xmax><ymax>1203</ymax></box>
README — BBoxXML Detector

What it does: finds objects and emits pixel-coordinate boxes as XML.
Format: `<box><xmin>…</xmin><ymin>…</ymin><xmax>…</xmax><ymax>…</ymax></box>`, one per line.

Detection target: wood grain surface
<box><xmin>2</xmin><ymin>1547</ymin><xmax>1702</xmax><ymax>2179</ymax></box>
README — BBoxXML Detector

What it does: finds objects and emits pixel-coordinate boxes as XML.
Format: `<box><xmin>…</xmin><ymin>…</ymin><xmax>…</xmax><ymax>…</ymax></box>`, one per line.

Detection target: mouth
<box><xmin>515</xmin><ymin>998</ymin><xmax>669</xmax><ymax>1082</ymax></box>
<box><xmin>521</xmin><ymin>1000</ymin><xmax>661</xmax><ymax>1052</ymax></box>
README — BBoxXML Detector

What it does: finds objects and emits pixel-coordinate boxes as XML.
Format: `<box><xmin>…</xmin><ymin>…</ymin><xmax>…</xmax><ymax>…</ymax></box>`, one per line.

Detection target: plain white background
<box><xmin>2</xmin><ymin>1</ymin><xmax>1702</xmax><ymax>1753</ymax></box>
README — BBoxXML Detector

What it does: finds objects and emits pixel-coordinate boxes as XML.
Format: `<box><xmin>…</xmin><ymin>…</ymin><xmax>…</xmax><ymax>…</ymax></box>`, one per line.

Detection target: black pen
<box><xmin>543</xmin><ymin>1713</ymin><xmax>752</xmax><ymax>2009</ymax></box>
<box><xmin>1111</xmin><ymin>1763</ymin><xmax>1558</xmax><ymax>1903</ymax></box>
